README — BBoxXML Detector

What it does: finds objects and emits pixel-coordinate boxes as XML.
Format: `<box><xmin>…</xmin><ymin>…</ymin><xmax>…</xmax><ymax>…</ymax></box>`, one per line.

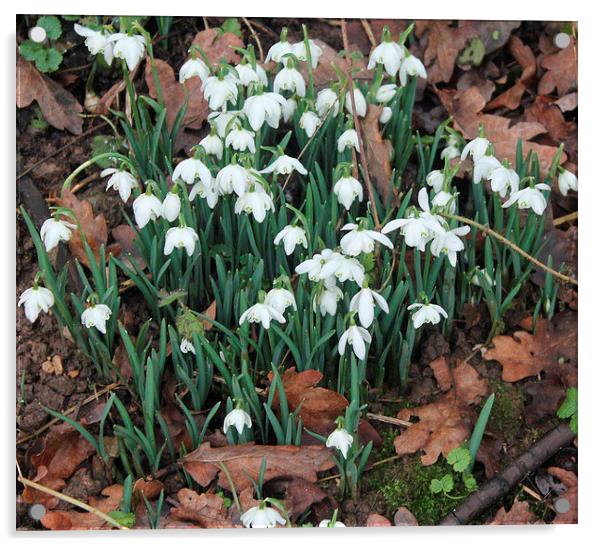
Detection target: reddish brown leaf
<box><xmin>366</xmin><ymin>513</ymin><xmax>392</xmax><ymax>526</ymax></box>
<box><xmin>555</xmin><ymin>92</ymin><xmax>578</xmax><ymax>113</ymax></box>
<box><xmin>265</xmin><ymin>477</ymin><xmax>330</xmax><ymax>518</ymax></box>
<box><xmin>490</xmin><ymin>498</ymin><xmax>540</xmax><ymax>525</ymax></box>
<box><xmin>429</xmin><ymin>356</ymin><xmax>452</xmax><ymax>391</ymax></box>
<box><xmin>394</xmin><ymin>507</ymin><xmax>419</xmax><ymax>526</ymax></box>
<box><xmin>428</xmin><ymin>357</ymin><xmax>487</xmax><ymax>404</ymax></box>
<box><xmin>525</xmin><ymin>95</ymin><xmax>576</xmax><ymax>143</ymax></box>
<box><xmin>169</xmin><ymin>488</ymin><xmax>235</xmax><ymax>528</ymax></box>
<box><xmin>538</xmin><ymin>39</ymin><xmax>578</xmax><ymax>96</ymax></box>
<box><xmin>111</xmin><ymin>224</ymin><xmax>145</xmax><ymax>270</ymax></box>
<box><xmin>191</xmin><ymin>28</ymin><xmax>244</xmax><ymax>66</ymax></box>
<box><xmin>548</xmin><ymin>467</ymin><xmax>578</xmax><ymax>524</ymax></box>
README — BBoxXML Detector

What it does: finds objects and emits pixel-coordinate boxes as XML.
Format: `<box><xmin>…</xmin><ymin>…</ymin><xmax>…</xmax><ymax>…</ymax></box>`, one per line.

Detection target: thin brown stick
<box><xmin>366</xmin><ymin>412</ymin><xmax>411</xmax><ymax>428</ymax></box>
<box><xmin>442</xmin><ymin>212</ymin><xmax>578</xmax><ymax>286</ymax></box>
<box><xmin>242</xmin><ymin>17</ymin><xmax>264</xmax><ymax>62</ymax></box>
<box><xmin>361</xmin><ymin>19</ymin><xmax>377</xmax><ymax>48</ymax></box>
<box><xmin>340</xmin><ymin>19</ymin><xmax>381</xmax><ymax>230</ymax></box>
<box><xmin>17</xmin><ymin>475</ymin><xmax>130</xmax><ymax>530</ymax></box>
<box><xmin>246</xmin><ymin>19</ymin><xmax>279</xmax><ymax>40</ymax></box>
<box><xmin>553</xmin><ymin>211</ymin><xmax>578</xmax><ymax>226</ymax></box>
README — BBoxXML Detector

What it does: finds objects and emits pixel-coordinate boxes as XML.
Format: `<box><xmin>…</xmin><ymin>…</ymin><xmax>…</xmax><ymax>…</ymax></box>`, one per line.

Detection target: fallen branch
<box><xmin>439</xmin><ymin>421</ymin><xmax>576</xmax><ymax>525</ymax></box>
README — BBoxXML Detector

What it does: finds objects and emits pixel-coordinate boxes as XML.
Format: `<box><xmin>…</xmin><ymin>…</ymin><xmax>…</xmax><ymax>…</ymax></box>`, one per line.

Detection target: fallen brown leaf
<box><xmin>538</xmin><ymin>39</ymin><xmax>578</xmax><ymax>97</ymax></box>
<box><xmin>169</xmin><ymin>488</ymin><xmax>235</xmax><ymax>528</ymax></box>
<box><xmin>265</xmin><ymin>476</ymin><xmax>330</xmax><ymax>518</ymax></box>
<box><xmin>393</xmin><ymin>507</ymin><xmax>419</xmax><ymax>526</ymax></box>
<box><xmin>191</xmin><ymin>28</ymin><xmax>244</xmax><ymax>66</ymax></box>
<box><xmin>366</xmin><ymin>513</ymin><xmax>392</xmax><ymax>526</ymax></box>
<box><xmin>525</xmin><ymin>95</ymin><xmax>576</xmax><ymax>143</ymax></box>
<box><xmin>490</xmin><ymin>498</ymin><xmax>540</xmax><ymax>525</ymax></box>
<box><xmin>548</xmin><ymin>467</ymin><xmax>577</xmax><ymax>524</ymax></box>
<box><xmin>41</xmin><ymin>355</ymin><xmax>63</xmax><ymax>375</ymax></box>
<box><xmin>428</xmin><ymin>357</ymin><xmax>488</xmax><ymax>404</ymax></box>
<box><xmin>111</xmin><ymin>224</ymin><xmax>146</xmax><ymax>270</ymax></box>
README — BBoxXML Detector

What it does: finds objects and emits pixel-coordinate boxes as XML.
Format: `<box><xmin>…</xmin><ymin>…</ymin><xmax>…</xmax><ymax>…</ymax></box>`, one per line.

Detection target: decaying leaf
<box><xmin>191</xmin><ymin>28</ymin><xmax>244</xmax><ymax>66</ymax></box>
<box><xmin>17</xmin><ymin>52</ymin><xmax>83</xmax><ymax>134</ymax></box>
<box><xmin>169</xmin><ymin>488</ymin><xmax>235</xmax><ymax>528</ymax></box>
<box><xmin>429</xmin><ymin>357</ymin><xmax>488</xmax><ymax>405</ymax></box>
<box><xmin>525</xmin><ymin>95</ymin><xmax>576</xmax><ymax>143</ymax></box>
<box><xmin>490</xmin><ymin>498</ymin><xmax>540</xmax><ymax>525</ymax></box>
<box><xmin>111</xmin><ymin>224</ymin><xmax>146</xmax><ymax>270</ymax></box>
<box><xmin>366</xmin><ymin>513</ymin><xmax>392</xmax><ymax>526</ymax></box>
<box><xmin>265</xmin><ymin>476</ymin><xmax>330</xmax><ymax>518</ymax></box>
<box><xmin>547</xmin><ymin>467</ymin><xmax>578</xmax><ymax>524</ymax></box>
<box><xmin>393</xmin><ymin>507</ymin><xmax>419</xmax><ymax>526</ymax></box>
<box><xmin>538</xmin><ymin>39</ymin><xmax>578</xmax><ymax>97</ymax></box>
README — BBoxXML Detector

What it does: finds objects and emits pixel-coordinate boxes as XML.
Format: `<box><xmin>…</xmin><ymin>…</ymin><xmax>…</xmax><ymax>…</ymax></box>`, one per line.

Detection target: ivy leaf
<box><xmin>446</xmin><ymin>447</ymin><xmax>471</xmax><ymax>473</ymax></box>
<box><xmin>34</xmin><ymin>48</ymin><xmax>63</xmax><ymax>73</ymax></box>
<box><xmin>37</xmin><ymin>15</ymin><xmax>62</xmax><ymax>40</ymax></box>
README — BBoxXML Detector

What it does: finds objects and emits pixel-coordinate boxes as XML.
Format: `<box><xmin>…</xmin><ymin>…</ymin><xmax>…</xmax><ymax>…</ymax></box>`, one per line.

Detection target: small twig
<box><xmin>361</xmin><ymin>19</ymin><xmax>377</xmax><ymax>48</ymax></box>
<box><xmin>553</xmin><ymin>211</ymin><xmax>578</xmax><ymax>226</ymax></box>
<box><xmin>366</xmin><ymin>412</ymin><xmax>411</xmax><ymax>428</ymax></box>
<box><xmin>522</xmin><ymin>484</ymin><xmax>543</xmax><ymax>503</ymax></box>
<box><xmin>340</xmin><ymin>18</ymin><xmax>381</xmax><ymax>230</ymax></box>
<box><xmin>17</xmin><ymin>474</ymin><xmax>130</xmax><ymax>530</ymax></box>
<box><xmin>442</xmin><ymin>212</ymin><xmax>578</xmax><ymax>286</ymax></box>
<box><xmin>242</xmin><ymin>17</ymin><xmax>264</xmax><ymax>62</ymax></box>
<box><xmin>246</xmin><ymin>19</ymin><xmax>279</xmax><ymax>40</ymax></box>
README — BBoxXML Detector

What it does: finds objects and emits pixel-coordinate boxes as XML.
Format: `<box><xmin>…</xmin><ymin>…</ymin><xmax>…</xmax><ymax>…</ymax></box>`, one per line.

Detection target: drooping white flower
<box><xmin>274</xmin><ymin>66</ymin><xmax>306</xmax><ymax>97</ymax></box>
<box><xmin>202</xmin><ymin>75</ymin><xmax>239</xmax><ymax>111</ymax></box>
<box><xmin>74</xmin><ymin>24</ymin><xmax>114</xmax><ymax>65</ymax></box>
<box><xmin>300</xmin><ymin>110</ymin><xmax>320</xmax><ymax>137</ymax></box>
<box><xmin>350</xmin><ymin>287</ymin><xmax>389</xmax><ymax>328</ymax></box>
<box><xmin>132</xmin><ymin>192</ymin><xmax>162</xmax><ymax>228</ymax></box>
<box><xmin>180</xmin><ymin>338</ymin><xmax>196</xmax><ymax>354</ymax></box>
<box><xmin>81</xmin><ymin>303</ymin><xmax>112</xmax><ymax>334</ymax></box>
<box><xmin>261</xmin><ymin>154</ymin><xmax>307</xmax><ymax>176</ymax></box>
<box><xmin>473</xmin><ymin>155</ymin><xmax>502</xmax><ymax>184</ymax></box>
<box><xmin>199</xmin><ymin>133</ymin><xmax>223</xmax><ymax>160</ymax></box>
<box><xmin>292</xmin><ymin>40</ymin><xmax>323</xmax><ymax>68</ymax></box>
<box><xmin>265</xmin><ymin>288</ymin><xmax>297</xmax><ymax>314</ymax></box>
<box><xmin>441</xmin><ymin>144</ymin><xmax>461</xmax><ymax>161</ymax></box>
<box><xmin>340</xmin><ymin>224</ymin><xmax>393</xmax><ymax>256</ymax></box>
<box><xmin>40</xmin><ymin>218</ymin><xmax>76</xmax><ymax>251</ymax></box>
<box><xmin>338</xmin><ymin>324</ymin><xmax>371</xmax><ymax>360</ymax></box>
<box><xmin>18</xmin><ymin>285</ymin><xmax>54</xmax><ymax>323</ymax></box>
<box><xmin>225</xmin><ymin>127</ymin><xmax>256</xmax><ymax>154</ymax></box>
<box><xmin>558</xmin><ymin>168</ymin><xmax>578</xmax><ymax>196</ymax></box>
<box><xmin>241</xmin><ymin>504</ymin><xmax>285</xmax><ymax>529</ymax></box>
<box><xmin>161</xmin><ymin>191</ymin><xmax>181</xmax><ymax>222</ymax></box>
<box><xmin>408</xmin><ymin>302</ymin><xmax>448</xmax><ymax>329</ymax></box>
<box><xmin>274</xmin><ymin>225</ymin><xmax>307</xmax><ymax>255</ymax></box>
<box><xmin>319</xmin><ymin>253</ymin><xmax>365</xmax><ymax>286</ymax></box>
<box><xmin>314</xmin><ymin>284</ymin><xmax>343</xmax><ymax>316</ymax></box>
<box><xmin>239</xmin><ymin>303</ymin><xmax>285</xmax><ymax>329</ymax></box>
<box><xmin>337</xmin><ymin>129</ymin><xmax>360</xmax><ymax>153</ymax></box>
<box><xmin>319</xmin><ymin>519</ymin><xmax>346</xmax><ymax>528</ymax></box>
<box><xmin>265</xmin><ymin>39</ymin><xmax>294</xmax><ymax>64</ymax></box>
<box><xmin>379</xmin><ymin>106</ymin><xmax>392</xmax><ymax>124</ymax></box>
<box><xmin>334</xmin><ymin>175</ymin><xmax>363</xmax><ymax>210</ymax></box>
<box><xmin>216</xmin><ymin>164</ymin><xmax>251</xmax><ymax>196</ymax></box>
<box><xmin>431</xmin><ymin>191</ymin><xmax>456</xmax><ymax>213</ymax></box>
<box><xmin>295</xmin><ymin>249</ymin><xmax>338</xmax><ymax>282</ymax></box>
<box><xmin>375</xmin><ymin>83</ymin><xmax>397</xmax><ymax>104</ymax></box>
<box><xmin>234</xmin><ymin>62</ymin><xmax>268</xmax><ymax>87</ymax></box>
<box><xmin>399</xmin><ymin>53</ymin><xmax>427</xmax><ymax>86</ymax></box>
<box><xmin>368</xmin><ymin>40</ymin><xmax>404</xmax><ymax>76</ymax></box>
<box><xmin>470</xmin><ymin>267</ymin><xmax>494</xmax><ymax>288</ymax></box>
<box><xmin>326</xmin><ymin>426</ymin><xmax>354</xmax><ymax>458</ymax></box>
<box><xmin>243</xmin><ymin>92</ymin><xmax>287</xmax><ymax>131</ymax></box>
<box><xmin>316</xmin><ymin>88</ymin><xmax>340</xmax><ymax>118</ymax></box>
<box><xmin>179</xmin><ymin>58</ymin><xmax>209</xmax><ymax>83</ymax></box>
<box><xmin>189</xmin><ymin>179</ymin><xmax>219</xmax><ymax>209</ymax></box>
<box><xmin>172</xmin><ymin>157</ymin><xmax>212</xmax><ymax>186</ymax></box>
<box><xmin>208</xmin><ymin>110</ymin><xmax>244</xmax><ymax>138</ymax></box>
<box><xmin>502</xmin><ymin>184</ymin><xmax>551</xmax><ymax>215</ymax></box>
<box><xmin>461</xmin><ymin>137</ymin><xmax>490</xmax><ymax>163</ymax></box>
<box><xmin>345</xmin><ymin>87</ymin><xmax>367</xmax><ymax>117</ymax></box>
<box><xmin>223</xmin><ymin>407</ymin><xmax>252</xmax><ymax>435</ymax></box>
<box><xmin>234</xmin><ymin>183</ymin><xmax>275</xmax><ymax>222</ymax></box>
<box><xmin>282</xmin><ymin>97</ymin><xmax>297</xmax><ymax>123</ymax></box>
<box><xmin>109</xmin><ymin>33</ymin><xmax>146</xmax><ymax>71</ymax></box>
<box><xmin>430</xmin><ymin>226</ymin><xmax>470</xmax><ymax>267</ymax></box>
<box><xmin>426</xmin><ymin>170</ymin><xmax>445</xmax><ymax>193</ymax></box>
<box><xmin>488</xmin><ymin>165</ymin><xmax>519</xmax><ymax>198</ymax></box>
<box><xmin>102</xmin><ymin>168</ymin><xmax>138</xmax><ymax>202</ymax></box>
<box><xmin>164</xmin><ymin>226</ymin><xmax>198</xmax><ymax>256</ymax></box>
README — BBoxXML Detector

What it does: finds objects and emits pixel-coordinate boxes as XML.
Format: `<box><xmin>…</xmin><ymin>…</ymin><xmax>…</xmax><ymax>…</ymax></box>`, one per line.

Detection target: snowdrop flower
<box><xmin>368</xmin><ymin>38</ymin><xmax>403</xmax><ymax>76</ymax></box>
<box><xmin>179</xmin><ymin>57</ymin><xmax>209</xmax><ymax>83</ymax></box>
<box><xmin>199</xmin><ymin>133</ymin><xmax>223</xmax><ymax>160</ymax></box>
<box><xmin>375</xmin><ymin>83</ymin><xmax>397</xmax><ymax>104</ymax></box>
<box><xmin>241</xmin><ymin>503</ymin><xmax>285</xmax><ymax>529</ymax></box>
<box><xmin>234</xmin><ymin>183</ymin><xmax>275</xmax><ymax>222</ymax></box>
<box><xmin>274</xmin><ymin>225</ymin><xmax>308</xmax><ymax>255</ymax></box>
<box><xmin>426</xmin><ymin>170</ymin><xmax>445</xmax><ymax>193</ymax></box>
<box><xmin>337</xmin><ymin>129</ymin><xmax>360</xmax><ymax>153</ymax></box>
<box><xmin>300</xmin><ymin>110</ymin><xmax>320</xmax><ymax>137</ymax></box>
<box><xmin>209</xmin><ymin>110</ymin><xmax>244</xmax><ymax>138</ymax></box>
<box><xmin>441</xmin><ymin>143</ymin><xmax>461</xmax><ymax>161</ymax></box>
<box><xmin>180</xmin><ymin>338</ymin><xmax>195</xmax><ymax>354</ymax></box>
<box><xmin>265</xmin><ymin>36</ymin><xmax>293</xmax><ymax>64</ymax></box>
<box><xmin>345</xmin><ymin>87</ymin><xmax>367</xmax><ymax>117</ymax></box>
<box><xmin>189</xmin><ymin>179</ymin><xmax>219</xmax><ymax>209</ymax></box>
<box><xmin>109</xmin><ymin>33</ymin><xmax>146</xmax><ymax>71</ymax></box>
<box><xmin>314</xmin><ymin>284</ymin><xmax>343</xmax><ymax>316</ymax></box>
<box><xmin>350</xmin><ymin>287</ymin><xmax>389</xmax><ymax>328</ymax></box>
<box><xmin>161</xmin><ymin>191</ymin><xmax>181</xmax><ymax>222</ymax></box>
<box><xmin>338</xmin><ymin>324</ymin><xmax>372</xmax><ymax>360</ymax></box>
<box><xmin>74</xmin><ymin>24</ymin><xmax>114</xmax><ymax>65</ymax></box>
<box><xmin>81</xmin><ymin>303</ymin><xmax>112</xmax><ymax>334</ymax></box>
<box><xmin>319</xmin><ymin>253</ymin><xmax>365</xmax><ymax>286</ymax></box>
<box><xmin>340</xmin><ymin>223</ymin><xmax>393</xmax><ymax>256</ymax></box>
<box><xmin>461</xmin><ymin>137</ymin><xmax>490</xmax><ymax>163</ymax></box>
<box><xmin>292</xmin><ymin>40</ymin><xmax>323</xmax><ymax>68</ymax></box>
<box><xmin>274</xmin><ymin>66</ymin><xmax>306</xmax><ymax>97</ymax></box>
<box><xmin>234</xmin><ymin>62</ymin><xmax>268</xmax><ymax>87</ymax></box>
<box><xmin>282</xmin><ymin>97</ymin><xmax>297</xmax><ymax>123</ymax></box>
<box><xmin>334</xmin><ymin>174</ymin><xmax>363</xmax><ymax>210</ymax></box>
<box><xmin>102</xmin><ymin>168</ymin><xmax>138</xmax><ymax>202</ymax></box>
<box><xmin>173</xmin><ymin>157</ymin><xmax>212</xmax><ymax>186</ymax></box>
<box><xmin>216</xmin><ymin>164</ymin><xmax>251</xmax><ymax>196</ymax></box>
<box><xmin>223</xmin><ymin>407</ymin><xmax>252</xmax><ymax>435</ymax></box>
<box><xmin>399</xmin><ymin>53</ymin><xmax>427</xmax><ymax>86</ymax></box>
<box><xmin>164</xmin><ymin>226</ymin><xmax>198</xmax><ymax>256</ymax></box>
<box><xmin>40</xmin><ymin>218</ymin><xmax>76</xmax><ymax>252</ymax></box>
<box><xmin>319</xmin><ymin>519</ymin><xmax>346</xmax><ymax>528</ymax></box>
<box><xmin>239</xmin><ymin>303</ymin><xmax>285</xmax><ymax>329</ymax></box>
<box><xmin>558</xmin><ymin>168</ymin><xmax>578</xmax><ymax>196</ymax></box>
<box><xmin>316</xmin><ymin>88</ymin><xmax>340</xmax><ymax>118</ymax></box>
<box><xmin>470</xmin><ymin>267</ymin><xmax>494</xmax><ymax>288</ymax></box>
<box><xmin>473</xmin><ymin>155</ymin><xmax>502</xmax><ymax>184</ymax></box>
<box><xmin>18</xmin><ymin>285</ymin><xmax>54</xmax><ymax>323</ymax></box>
<box><xmin>431</xmin><ymin>191</ymin><xmax>456</xmax><ymax>213</ymax></box>
<box><xmin>430</xmin><ymin>226</ymin><xmax>470</xmax><ymax>267</ymax></box>
<box><xmin>488</xmin><ymin>165</ymin><xmax>519</xmax><ymax>198</ymax></box>
<box><xmin>408</xmin><ymin>302</ymin><xmax>448</xmax><ymax>329</ymax></box>
<box><xmin>225</xmin><ymin>127</ymin><xmax>256</xmax><ymax>153</ymax></box>
<box><xmin>202</xmin><ymin>75</ymin><xmax>238</xmax><ymax>111</ymax></box>
<box><xmin>133</xmin><ymin>192</ymin><xmax>162</xmax><ymax>228</ymax></box>
<box><xmin>265</xmin><ymin>288</ymin><xmax>296</xmax><ymax>314</ymax></box>
<box><xmin>502</xmin><ymin>184</ymin><xmax>550</xmax><ymax>215</ymax></box>
<box><xmin>243</xmin><ymin>92</ymin><xmax>287</xmax><ymax>131</ymax></box>
<box><xmin>295</xmin><ymin>249</ymin><xmax>337</xmax><ymax>282</ymax></box>
<box><xmin>379</xmin><ymin>106</ymin><xmax>393</xmax><ymax>124</ymax></box>
<box><xmin>261</xmin><ymin>154</ymin><xmax>307</xmax><ymax>176</ymax></box>
<box><xmin>326</xmin><ymin>424</ymin><xmax>354</xmax><ymax>458</ymax></box>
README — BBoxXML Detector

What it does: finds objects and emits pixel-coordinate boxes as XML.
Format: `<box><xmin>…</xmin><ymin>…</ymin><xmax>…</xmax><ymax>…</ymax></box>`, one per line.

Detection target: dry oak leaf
<box><xmin>483</xmin><ymin>312</ymin><xmax>577</xmax><ymax>384</ymax></box>
<box><xmin>40</xmin><ymin>484</ymin><xmax>123</xmax><ymax>530</ymax></box>
<box><xmin>525</xmin><ymin>95</ymin><xmax>576</xmax><ymax>143</ymax></box>
<box><xmin>490</xmin><ymin>498</ymin><xmax>540</xmax><ymax>525</ymax></box>
<box><xmin>182</xmin><ymin>441</ymin><xmax>336</xmax><ymax>492</ymax></box>
<box><xmin>169</xmin><ymin>488</ymin><xmax>236</xmax><ymax>529</ymax></box>
<box><xmin>16</xmin><ymin>52</ymin><xmax>83</xmax><ymax>134</ymax></box>
<box><xmin>191</xmin><ymin>28</ymin><xmax>244</xmax><ymax>66</ymax></box>
<box><xmin>538</xmin><ymin>39</ymin><xmax>578</xmax><ymax>97</ymax></box>
<box><xmin>548</xmin><ymin>466</ymin><xmax>578</xmax><ymax>524</ymax></box>
<box><xmin>428</xmin><ymin>357</ymin><xmax>488</xmax><ymax>405</ymax></box>
<box><xmin>265</xmin><ymin>476</ymin><xmax>329</xmax><ymax>518</ymax></box>
<box><xmin>307</xmin><ymin>39</ymin><xmax>371</xmax><ymax>88</ymax></box>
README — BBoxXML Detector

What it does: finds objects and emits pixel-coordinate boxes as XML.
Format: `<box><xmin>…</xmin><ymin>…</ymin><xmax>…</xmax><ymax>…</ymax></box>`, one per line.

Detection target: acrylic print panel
<box><xmin>16</xmin><ymin>14</ymin><xmax>577</xmax><ymax>530</ymax></box>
